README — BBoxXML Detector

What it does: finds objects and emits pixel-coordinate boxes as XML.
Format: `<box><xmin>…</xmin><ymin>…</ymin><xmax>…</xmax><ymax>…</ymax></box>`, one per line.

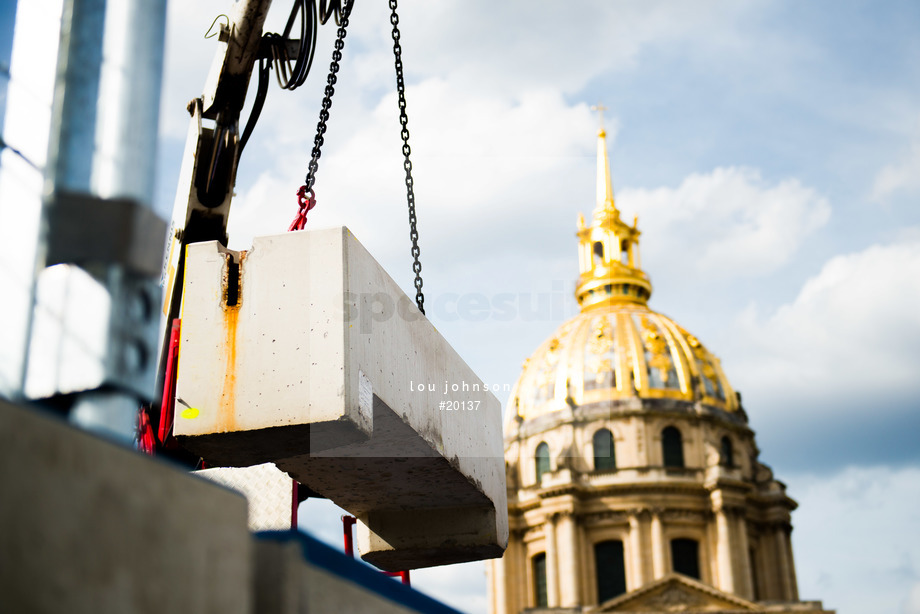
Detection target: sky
<box><xmin>2</xmin><ymin>1</ymin><xmax>919</xmax><ymax>613</ymax></box>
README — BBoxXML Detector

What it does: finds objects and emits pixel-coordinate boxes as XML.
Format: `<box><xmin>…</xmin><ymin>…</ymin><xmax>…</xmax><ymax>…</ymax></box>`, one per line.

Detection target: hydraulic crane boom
<box><xmin>160</xmin><ymin>0</ymin><xmax>273</xmax><ymax>343</ymax></box>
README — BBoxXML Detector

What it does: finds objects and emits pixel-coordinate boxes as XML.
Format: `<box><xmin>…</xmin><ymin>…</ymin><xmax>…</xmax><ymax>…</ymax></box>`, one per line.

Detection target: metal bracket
<box><xmin>45</xmin><ymin>191</ymin><xmax>168</xmax><ymax>277</ymax></box>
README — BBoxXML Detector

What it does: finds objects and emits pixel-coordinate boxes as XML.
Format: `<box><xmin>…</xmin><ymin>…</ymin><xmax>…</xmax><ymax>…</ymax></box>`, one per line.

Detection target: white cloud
<box><xmin>870</xmin><ymin>112</ymin><xmax>920</xmax><ymax>202</ymax></box>
<box><xmin>730</xmin><ymin>237</ymin><xmax>920</xmax><ymax>410</ymax></box>
<box><xmin>619</xmin><ymin>167</ymin><xmax>831</xmax><ymax>280</ymax></box>
<box><xmin>159</xmin><ymin>0</ymin><xmax>233</xmax><ymax>139</ymax></box>
<box><xmin>226</xmin><ymin>78</ymin><xmax>597</xmax><ymax>265</ymax></box>
<box><xmin>788</xmin><ymin>466</ymin><xmax>920</xmax><ymax>614</ymax></box>
<box><xmin>872</xmin><ymin>140</ymin><xmax>920</xmax><ymax>201</ymax></box>
<box><xmin>905</xmin><ymin>582</ymin><xmax>920</xmax><ymax>614</ymax></box>
<box><xmin>375</xmin><ymin>0</ymin><xmax>768</xmax><ymax>99</ymax></box>
<box><xmin>411</xmin><ymin>561</ymin><xmax>488</xmax><ymax>614</ymax></box>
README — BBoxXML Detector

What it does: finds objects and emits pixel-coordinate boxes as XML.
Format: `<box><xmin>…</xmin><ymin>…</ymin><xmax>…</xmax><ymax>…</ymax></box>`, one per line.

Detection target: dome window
<box><xmin>532</xmin><ymin>552</ymin><xmax>548</xmax><ymax>607</ymax></box>
<box><xmin>670</xmin><ymin>538</ymin><xmax>700</xmax><ymax>579</ymax></box>
<box><xmin>662</xmin><ymin>426</ymin><xmax>684</xmax><ymax>468</ymax></box>
<box><xmin>535</xmin><ymin>442</ymin><xmax>551</xmax><ymax>483</ymax></box>
<box><xmin>720</xmin><ymin>436</ymin><xmax>734</xmax><ymax>467</ymax></box>
<box><xmin>620</xmin><ymin>239</ymin><xmax>629</xmax><ymax>265</ymax></box>
<box><xmin>593</xmin><ymin>428</ymin><xmax>616</xmax><ymax>471</ymax></box>
<box><xmin>593</xmin><ymin>241</ymin><xmax>604</xmax><ymax>266</ymax></box>
<box><xmin>594</xmin><ymin>540</ymin><xmax>627</xmax><ymax>603</ymax></box>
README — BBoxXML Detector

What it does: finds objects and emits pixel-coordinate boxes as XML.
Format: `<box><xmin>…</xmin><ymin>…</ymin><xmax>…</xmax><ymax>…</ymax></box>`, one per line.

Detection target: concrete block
<box><xmin>174</xmin><ymin>227</ymin><xmax>508</xmax><ymax>569</ymax></box>
<box><xmin>197</xmin><ymin>463</ymin><xmax>294</xmax><ymax>531</ymax></box>
<box><xmin>0</xmin><ymin>399</ymin><xmax>252</xmax><ymax>614</ymax></box>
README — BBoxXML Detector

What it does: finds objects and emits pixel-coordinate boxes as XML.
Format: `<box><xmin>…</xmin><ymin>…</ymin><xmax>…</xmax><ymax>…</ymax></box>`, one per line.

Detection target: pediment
<box><xmin>592</xmin><ymin>574</ymin><xmax>762</xmax><ymax>612</ymax></box>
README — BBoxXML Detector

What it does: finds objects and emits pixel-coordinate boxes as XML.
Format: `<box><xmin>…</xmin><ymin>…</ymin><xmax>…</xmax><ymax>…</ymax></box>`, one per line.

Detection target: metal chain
<box><xmin>294</xmin><ymin>0</ymin><xmax>352</xmax><ymax>228</ymax></box>
<box><xmin>389</xmin><ymin>0</ymin><xmax>425</xmax><ymax>315</ymax></box>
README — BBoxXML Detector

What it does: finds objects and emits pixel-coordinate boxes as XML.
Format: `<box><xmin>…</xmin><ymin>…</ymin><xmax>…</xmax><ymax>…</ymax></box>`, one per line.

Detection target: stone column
<box><xmin>580</xmin><ymin>520</ymin><xmax>592</xmax><ymax>603</ymax></box>
<box><xmin>774</xmin><ymin>524</ymin><xmax>792</xmax><ymax>601</ymax></box>
<box><xmin>545</xmin><ymin>515</ymin><xmax>559</xmax><ymax>607</ymax></box>
<box><xmin>628</xmin><ymin>512</ymin><xmax>645</xmax><ymax>589</ymax></box>
<box><xmin>491</xmin><ymin>550</ymin><xmax>507</xmax><ymax>614</ymax></box>
<box><xmin>714</xmin><ymin>507</ymin><xmax>736</xmax><ymax>593</ymax></box>
<box><xmin>734</xmin><ymin>513</ymin><xmax>753</xmax><ymax>600</ymax></box>
<box><xmin>784</xmin><ymin>528</ymin><xmax>799</xmax><ymax>600</ymax></box>
<box><xmin>557</xmin><ymin>512</ymin><xmax>581</xmax><ymax>607</ymax></box>
<box><xmin>515</xmin><ymin>532</ymin><xmax>527</xmax><ymax>612</ymax></box>
<box><xmin>782</xmin><ymin>527</ymin><xmax>799</xmax><ymax>601</ymax></box>
<box><xmin>650</xmin><ymin>509</ymin><xmax>665</xmax><ymax>580</ymax></box>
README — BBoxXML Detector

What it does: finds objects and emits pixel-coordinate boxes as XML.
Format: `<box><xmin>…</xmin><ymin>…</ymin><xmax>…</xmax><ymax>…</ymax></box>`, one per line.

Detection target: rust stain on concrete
<box><xmin>218</xmin><ymin>252</ymin><xmax>244</xmax><ymax>433</ymax></box>
<box><xmin>218</xmin><ymin>304</ymin><xmax>239</xmax><ymax>433</ymax></box>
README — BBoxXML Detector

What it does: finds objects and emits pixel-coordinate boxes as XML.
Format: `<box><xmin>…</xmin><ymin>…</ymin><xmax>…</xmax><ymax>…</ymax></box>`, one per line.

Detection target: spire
<box><xmin>575</xmin><ymin>111</ymin><xmax>652</xmax><ymax>310</ymax></box>
<box><xmin>591</xmin><ymin>103</ymin><xmax>616</xmax><ymax>213</ymax></box>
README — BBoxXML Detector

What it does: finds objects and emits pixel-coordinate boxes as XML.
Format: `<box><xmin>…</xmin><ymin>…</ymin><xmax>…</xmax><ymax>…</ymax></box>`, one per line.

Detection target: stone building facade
<box><xmin>486</xmin><ymin>123</ymin><xmax>832</xmax><ymax>614</ymax></box>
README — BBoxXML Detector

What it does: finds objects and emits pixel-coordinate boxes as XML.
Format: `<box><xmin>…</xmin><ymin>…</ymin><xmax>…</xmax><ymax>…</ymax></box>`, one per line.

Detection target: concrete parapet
<box><xmin>254</xmin><ymin>531</ymin><xmax>462</xmax><ymax>614</ymax></box>
<box><xmin>0</xmin><ymin>398</ymin><xmax>252</xmax><ymax>614</ymax></box>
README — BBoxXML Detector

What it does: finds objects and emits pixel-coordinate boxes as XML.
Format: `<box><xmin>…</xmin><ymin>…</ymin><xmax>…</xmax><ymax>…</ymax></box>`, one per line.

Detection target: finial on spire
<box><xmin>575</xmin><ymin>114</ymin><xmax>652</xmax><ymax>311</ymax></box>
<box><xmin>590</xmin><ymin>102</ymin><xmax>615</xmax><ymax>212</ymax></box>
<box><xmin>590</xmin><ymin>102</ymin><xmax>608</xmax><ymax>136</ymax></box>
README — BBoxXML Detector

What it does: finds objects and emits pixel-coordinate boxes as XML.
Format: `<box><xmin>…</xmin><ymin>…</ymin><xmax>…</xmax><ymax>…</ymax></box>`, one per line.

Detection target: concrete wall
<box><xmin>0</xmin><ymin>399</ymin><xmax>460</xmax><ymax>614</ymax></box>
<box><xmin>0</xmin><ymin>398</ymin><xmax>252</xmax><ymax>614</ymax></box>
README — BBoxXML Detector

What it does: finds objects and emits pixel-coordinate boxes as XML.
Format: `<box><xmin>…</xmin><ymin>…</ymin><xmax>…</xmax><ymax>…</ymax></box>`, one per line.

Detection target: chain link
<box><xmin>389</xmin><ymin>0</ymin><xmax>425</xmax><ymax>315</ymax></box>
<box><xmin>300</xmin><ymin>0</ymin><xmax>352</xmax><ymax>199</ymax></box>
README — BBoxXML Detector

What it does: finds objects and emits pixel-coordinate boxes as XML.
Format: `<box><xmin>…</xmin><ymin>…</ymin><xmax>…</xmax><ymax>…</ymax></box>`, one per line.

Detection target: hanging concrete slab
<box><xmin>173</xmin><ymin>227</ymin><xmax>507</xmax><ymax>569</ymax></box>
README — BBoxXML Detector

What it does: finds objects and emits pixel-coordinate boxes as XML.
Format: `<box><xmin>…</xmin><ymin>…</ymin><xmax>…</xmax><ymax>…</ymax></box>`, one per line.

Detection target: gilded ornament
<box><xmin>640</xmin><ymin>315</ymin><xmax>674</xmax><ymax>384</ymax></box>
<box><xmin>591</xmin><ymin>357</ymin><xmax>613</xmax><ymax>384</ymax></box>
<box><xmin>544</xmin><ymin>337</ymin><xmax>561</xmax><ymax>366</ymax></box>
<box><xmin>588</xmin><ymin>317</ymin><xmax>615</xmax><ymax>355</ymax></box>
<box><xmin>683</xmin><ymin>328</ymin><xmax>718</xmax><ymax>383</ymax></box>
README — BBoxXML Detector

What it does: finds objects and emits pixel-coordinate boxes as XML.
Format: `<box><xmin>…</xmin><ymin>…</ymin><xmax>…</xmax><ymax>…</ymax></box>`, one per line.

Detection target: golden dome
<box><xmin>506</xmin><ymin>303</ymin><xmax>738</xmax><ymax>425</ymax></box>
<box><xmin>507</xmin><ymin>113</ymin><xmax>738</xmax><ymax>425</ymax></box>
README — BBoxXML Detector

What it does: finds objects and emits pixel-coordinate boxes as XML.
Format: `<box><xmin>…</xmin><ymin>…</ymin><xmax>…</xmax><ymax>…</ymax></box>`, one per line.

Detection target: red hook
<box><xmin>288</xmin><ymin>185</ymin><xmax>317</xmax><ymax>231</ymax></box>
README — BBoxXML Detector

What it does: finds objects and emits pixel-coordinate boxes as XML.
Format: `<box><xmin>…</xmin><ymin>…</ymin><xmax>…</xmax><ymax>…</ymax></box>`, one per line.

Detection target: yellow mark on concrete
<box><xmin>181</xmin><ymin>407</ymin><xmax>199</xmax><ymax>420</ymax></box>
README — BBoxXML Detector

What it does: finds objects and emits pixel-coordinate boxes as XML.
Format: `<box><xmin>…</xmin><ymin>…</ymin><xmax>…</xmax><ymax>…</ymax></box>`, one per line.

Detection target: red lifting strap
<box><xmin>137</xmin><ymin>407</ymin><xmax>156</xmax><ymax>455</ymax></box>
<box><xmin>158</xmin><ymin>318</ymin><xmax>182</xmax><ymax>444</ymax></box>
<box><xmin>341</xmin><ymin>515</ymin><xmax>411</xmax><ymax>586</ymax></box>
<box><xmin>288</xmin><ymin>186</ymin><xmax>317</xmax><ymax>232</ymax></box>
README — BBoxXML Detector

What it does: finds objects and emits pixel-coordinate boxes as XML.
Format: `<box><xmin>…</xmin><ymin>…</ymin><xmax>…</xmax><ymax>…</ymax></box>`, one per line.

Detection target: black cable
<box><xmin>238</xmin><ymin>0</ymin><xmax>319</xmax><ymax>158</ymax></box>
<box><xmin>272</xmin><ymin>0</ymin><xmax>317</xmax><ymax>90</ymax></box>
<box><xmin>0</xmin><ymin>135</ymin><xmax>41</xmax><ymax>171</ymax></box>
<box><xmin>239</xmin><ymin>55</ymin><xmax>271</xmax><ymax>154</ymax></box>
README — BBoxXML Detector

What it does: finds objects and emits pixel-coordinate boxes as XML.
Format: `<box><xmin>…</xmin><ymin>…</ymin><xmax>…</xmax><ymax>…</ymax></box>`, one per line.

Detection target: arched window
<box><xmin>662</xmin><ymin>426</ymin><xmax>684</xmax><ymax>468</ymax></box>
<box><xmin>593</xmin><ymin>429</ymin><xmax>616</xmax><ymax>471</ymax></box>
<box><xmin>720</xmin><ymin>436</ymin><xmax>734</xmax><ymax>467</ymax></box>
<box><xmin>535</xmin><ymin>442</ymin><xmax>550</xmax><ymax>483</ymax></box>
<box><xmin>620</xmin><ymin>239</ymin><xmax>630</xmax><ymax>265</ymax></box>
<box><xmin>595</xmin><ymin>540</ymin><xmax>627</xmax><ymax>603</ymax></box>
<box><xmin>670</xmin><ymin>538</ymin><xmax>700</xmax><ymax>579</ymax></box>
<box><xmin>533</xmin><ymin>552</ymin><xmax>548</xmax><ymax>607</ymax></box>
<box><xmin>593</xmin><ymin>241</ymin><xmax>605</xmax><ymax>267</ymax></box>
